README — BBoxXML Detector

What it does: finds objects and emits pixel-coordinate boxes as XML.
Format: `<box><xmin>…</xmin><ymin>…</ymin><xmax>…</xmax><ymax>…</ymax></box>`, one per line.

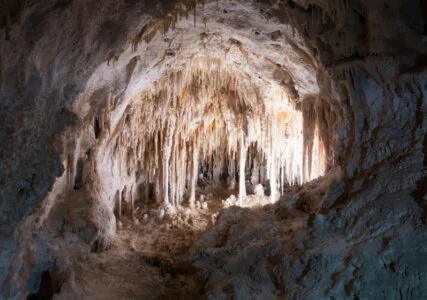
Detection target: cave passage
<box><xmin>106</xmin><ymin>62</ymin><xmax>327</xmax><ymax>217</ymax></box>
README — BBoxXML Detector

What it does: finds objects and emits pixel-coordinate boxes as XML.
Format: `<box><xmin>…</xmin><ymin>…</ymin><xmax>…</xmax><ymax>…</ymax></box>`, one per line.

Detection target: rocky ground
<box><xmin>55</xmin><ymin>185</ymin><xmax>239</xmax><ymax>299</ymax></box>
<box><xmin>50</xmin><ymin>177</ymin><xmax>314</xmax><ymax>300</ymax></box>
<box><xmin>26</xmin><ymin>170</ymin><xmax>427</xmax><ymax>299</ymax></box>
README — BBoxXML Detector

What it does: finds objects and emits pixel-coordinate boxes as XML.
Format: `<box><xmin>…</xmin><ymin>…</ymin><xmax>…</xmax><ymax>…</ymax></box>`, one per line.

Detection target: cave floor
<box><xmin>58</xmin><ymin>185</ymin><xmax>237</xmax><ymax>299</ymax></box>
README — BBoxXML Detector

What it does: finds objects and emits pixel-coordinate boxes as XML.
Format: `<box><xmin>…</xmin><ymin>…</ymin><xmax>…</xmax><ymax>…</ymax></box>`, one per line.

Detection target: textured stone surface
<box><xmin>0</xmin><ymin>0</ymin><xmax>426</xmax><ymax>298</ymax></box>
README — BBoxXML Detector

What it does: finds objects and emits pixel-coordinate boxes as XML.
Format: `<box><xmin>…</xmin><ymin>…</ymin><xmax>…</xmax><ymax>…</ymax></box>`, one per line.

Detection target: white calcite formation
<box><xmin>0</xmin><ymin>0</ymin><xmax>426</xmax><ymax>299</ymax></box>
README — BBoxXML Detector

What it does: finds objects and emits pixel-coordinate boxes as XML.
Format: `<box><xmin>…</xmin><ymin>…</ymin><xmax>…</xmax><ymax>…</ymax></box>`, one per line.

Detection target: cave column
<box><xmin>163</xmin><ymin>118</ymin><xmax>175</xmax><ymax>207</ymax></box>
<box><xmin>238</xmin><ymin>128</ymin><xmax>247</xmax><ymax>206</ymax></box>
<box><xmin>270</xmin><ymin>112</ymin><xmax>278</xmax><ymax>203</ymax></box>
<box><xmin>178</xmin><ymin>139</ymin><xmax>186</xmax><ymax>205</ymax></box>
<box><xmin>189</xmin><ymin>136</ymin><xmax>199</xmax><ymax>208</ymax></box>
<box><xmin>170</xmin><ymin>143</ymin><xmax>177</xmax><ymax>206</ymax></box>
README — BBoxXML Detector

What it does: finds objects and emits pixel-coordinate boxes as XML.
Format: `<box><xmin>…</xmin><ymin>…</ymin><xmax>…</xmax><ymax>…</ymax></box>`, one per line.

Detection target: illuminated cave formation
<box><xmin>97</xmin><ymin>57</ymin><xmax>327</xmax><ymax>215</ymax></box>
<box><xmin>0</xmin><ymin>0</ymin><xmax>426</xmax><ymax>299</ymax></box>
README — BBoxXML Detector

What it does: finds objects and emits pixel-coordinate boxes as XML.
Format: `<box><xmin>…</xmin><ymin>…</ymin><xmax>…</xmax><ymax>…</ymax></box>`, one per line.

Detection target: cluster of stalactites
<box><xmin>108</xmin><ymin>58</ymin><xmax>327</xmax><ymax>207</ymax></box>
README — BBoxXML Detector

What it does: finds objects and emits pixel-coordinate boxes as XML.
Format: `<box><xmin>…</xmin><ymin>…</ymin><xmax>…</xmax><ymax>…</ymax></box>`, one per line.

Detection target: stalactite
<box><xmin>302</xmin><ymin>97</ymin><xmax>316</xmax><ymax>182</ymax></box>
<box><xmin>107</xmin><ymin>56</ymin><xmax>327</xmax><ymax>209</ymax></box>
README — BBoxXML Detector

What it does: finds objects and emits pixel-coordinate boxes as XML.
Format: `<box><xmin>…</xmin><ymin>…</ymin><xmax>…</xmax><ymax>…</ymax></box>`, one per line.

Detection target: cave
<box><xmin>0</xmin><ymin>0</ymin><xmax>426</xmax><ymax>299</ymax></box>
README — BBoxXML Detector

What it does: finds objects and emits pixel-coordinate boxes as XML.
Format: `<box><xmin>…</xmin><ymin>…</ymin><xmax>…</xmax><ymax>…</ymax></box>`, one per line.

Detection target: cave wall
<box><xmin>0</xmin><ymin>0</ymin><xmax>160</xmax><ymax>296</ymax></box>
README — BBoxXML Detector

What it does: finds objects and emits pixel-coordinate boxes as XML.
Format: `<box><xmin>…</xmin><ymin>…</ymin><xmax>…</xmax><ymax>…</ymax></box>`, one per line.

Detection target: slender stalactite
<box><xmin>238</xmin><ymin>126</ymin><xmax>247</xmax><ymax>206</ymax></box>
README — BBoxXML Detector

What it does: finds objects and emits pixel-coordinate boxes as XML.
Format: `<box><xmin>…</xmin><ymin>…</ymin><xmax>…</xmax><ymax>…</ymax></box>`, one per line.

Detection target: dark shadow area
<box><xmin>27</xmin><ymin>270</ymin><xmax>54</xmax><ymax>300</ymax></box>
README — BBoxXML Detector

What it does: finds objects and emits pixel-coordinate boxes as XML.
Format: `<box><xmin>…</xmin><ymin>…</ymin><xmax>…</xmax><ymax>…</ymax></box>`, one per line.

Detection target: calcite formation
<box><xmin>0</xmin><ymin>0</ymin><xmax>425</xmax><ymax>299</ymax></box>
